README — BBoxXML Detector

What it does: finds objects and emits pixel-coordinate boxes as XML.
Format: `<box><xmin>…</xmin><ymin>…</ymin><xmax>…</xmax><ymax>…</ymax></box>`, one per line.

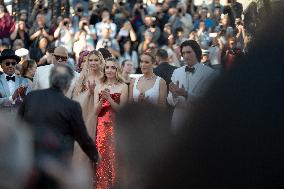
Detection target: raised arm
<box><xmin>158</xmin><ymin>78</ymin><xmax>167</xmax><ymax>107</ymax></box>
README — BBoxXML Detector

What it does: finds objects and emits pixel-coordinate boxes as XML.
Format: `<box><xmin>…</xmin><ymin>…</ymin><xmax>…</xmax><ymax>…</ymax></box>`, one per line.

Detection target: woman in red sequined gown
<box><xmin>94</xmin><ymin>57</ymin><xmax>128</xmax><ymax>189</ymax></box>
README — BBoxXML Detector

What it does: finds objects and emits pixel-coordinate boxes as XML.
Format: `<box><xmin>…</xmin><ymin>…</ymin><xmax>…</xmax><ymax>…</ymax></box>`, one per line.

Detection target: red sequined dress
<box><xmin>95</xmin><ymin>93</ymin><xmax>120</xmax><ymax>189</ymax></box>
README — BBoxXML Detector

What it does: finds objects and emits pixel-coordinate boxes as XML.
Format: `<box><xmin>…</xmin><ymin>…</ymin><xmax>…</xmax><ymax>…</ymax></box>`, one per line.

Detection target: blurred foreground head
<box><xmin>0</xmin><ymin>112</ymin><xmax>32</xmax><ymax>189</ymax></box>
<box><xmin>146</xmin><ymin>2</ymin><xmax>284</xmax><ymax>189</ymax></box>
<box><xmin>115</xmin><ymin>103</ymin><xmax>172</xmax><ymax>189</ymax></box>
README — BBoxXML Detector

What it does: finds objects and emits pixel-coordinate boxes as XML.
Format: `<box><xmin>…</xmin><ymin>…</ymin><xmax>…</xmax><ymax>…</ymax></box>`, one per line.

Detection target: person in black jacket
<box><xmin>18</xmin><ymin>64</ymin><xmax>98</xmax><ymax>164</ymax></box>
<box><xmin>154</xmin><ymin>48</ymin><xmax>177</xmax><ymax>88</ymax></box>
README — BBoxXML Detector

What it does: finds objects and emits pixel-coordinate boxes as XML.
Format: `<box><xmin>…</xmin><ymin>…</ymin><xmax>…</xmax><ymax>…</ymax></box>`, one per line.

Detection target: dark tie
<box><xmin>6</xmin><ymin>76</ymin><xmax>15</xmax><ymax>82</ymax></box>
<box><xmin>185</xmin><ymin>66</ymin><xmax>195</xmax><ymax>74</ymax></box>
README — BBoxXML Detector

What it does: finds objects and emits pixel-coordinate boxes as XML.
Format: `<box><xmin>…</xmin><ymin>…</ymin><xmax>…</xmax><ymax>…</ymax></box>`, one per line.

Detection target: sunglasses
<box><xmin>4</xmin><ymin>61</ymin><xmax>17</xmax><ymax>66</ymax></box>
<box><xmin>54</xmin><ymin>55</ymin><xmax>68</xmax><ymax>61</ymax></box>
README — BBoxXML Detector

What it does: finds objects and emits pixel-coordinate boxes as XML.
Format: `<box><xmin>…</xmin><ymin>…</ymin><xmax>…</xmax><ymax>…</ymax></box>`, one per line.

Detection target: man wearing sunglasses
<box><xmin>33</xmin><ymin>46</ymin><xmax>79</xmax><ymax>91</ymax></box>
<box><xmin>0</xmin><ymin>49</ymin><xmax>30</xmax><ymax>109</ymax></box>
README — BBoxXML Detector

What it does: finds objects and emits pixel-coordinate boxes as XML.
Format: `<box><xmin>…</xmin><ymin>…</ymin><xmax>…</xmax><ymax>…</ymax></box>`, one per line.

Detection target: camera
<box><xmin>139</xmin><ymin>4</ymin><xmax>144</xmax><ymax>9</ymax></box>
<box><xmin>63</xmin><ymin>21</ymin><xmax>69</xmax><ymax>26</ymax></box>
<box><xmin>177</xmin><ymin>8</ymin><xmax>182</xmax><ymax>13</ymax></box>
<box><xmin>77</xmin><ymin>7</ymin><xmax>83</xmax><ymax>13</ymax></box>
<box><xmin>119</xmin><ymin>1</ymin><xmax>123</xmax><ymax>6</ymax></box>
<box><xmin>38</xmin><ymin>4</ymin><xmax>43</xmax><ymax>9</ymax></box>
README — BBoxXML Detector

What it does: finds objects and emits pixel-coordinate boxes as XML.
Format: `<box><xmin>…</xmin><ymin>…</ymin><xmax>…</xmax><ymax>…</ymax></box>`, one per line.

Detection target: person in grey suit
<box><xmin>168</xmin><ymin>40</ymin><xmax>218</xmax><ymax>131</ymax></box>
<box><xmin>18</xmin><ymin>64</ymin><xmax>98</xmax><ymax>164</ymax></box>
<box><xmin>0</xmin><ymin>49</ymin><xmax>30</xmax><ymax>110</ymax></box>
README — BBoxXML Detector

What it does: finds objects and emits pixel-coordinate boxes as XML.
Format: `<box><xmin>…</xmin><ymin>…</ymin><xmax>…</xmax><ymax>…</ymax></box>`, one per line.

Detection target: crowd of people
<box><xmin>1</xmin><ymin>0</ymin><xmax>283</xmax><ymax>189</ymax></box>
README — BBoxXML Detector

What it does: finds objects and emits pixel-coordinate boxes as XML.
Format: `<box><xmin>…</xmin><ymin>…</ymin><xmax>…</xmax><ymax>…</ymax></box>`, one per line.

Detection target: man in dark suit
<box><xmin>18</xmin><ymin>64</ymin><xmax>98</xmax><ymax>163</ymax></box>
<box><xmin>154</xmin><ymin>49</ymin><xmax>177</xmax><ymax>87</ymax></box>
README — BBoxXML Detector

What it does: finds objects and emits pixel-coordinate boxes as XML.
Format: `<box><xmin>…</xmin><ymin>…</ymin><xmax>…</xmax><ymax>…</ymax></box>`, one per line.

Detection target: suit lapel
<box><xmin>0</xmin><ymin>74</ymin><xmax>11</xmax><ymax>96</ymax></box>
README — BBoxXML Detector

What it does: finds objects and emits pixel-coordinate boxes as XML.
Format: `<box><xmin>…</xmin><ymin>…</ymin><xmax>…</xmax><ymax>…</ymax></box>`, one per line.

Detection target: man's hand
<box><xmin>169</xmin><ymin>81</ymin><xmax>187</xmax><ymax>98</ymax></box>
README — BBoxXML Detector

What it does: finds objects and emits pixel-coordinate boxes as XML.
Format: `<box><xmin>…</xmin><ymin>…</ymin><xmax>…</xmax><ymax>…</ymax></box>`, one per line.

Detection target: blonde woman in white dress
<box><xmin>129</xmin><ymin>51</ymin><xmax>167</xmax><ymax>106</ymax></box>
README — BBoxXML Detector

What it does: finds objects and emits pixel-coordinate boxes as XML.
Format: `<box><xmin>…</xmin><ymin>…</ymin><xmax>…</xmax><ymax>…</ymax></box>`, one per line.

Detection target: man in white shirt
<box><xmin>33</xmin><ymin>46</ymin><xmax>79</xmax><ymax>90</ymax></box>
<box><xmin>0</xmin><ymin>49</ymin><xmax>30</xmax><ymax>109</ymax></box>
<box><xmin>168</xmin><ymin>40</ymin><xmax>217</xmax><ymax>131</ymax></box>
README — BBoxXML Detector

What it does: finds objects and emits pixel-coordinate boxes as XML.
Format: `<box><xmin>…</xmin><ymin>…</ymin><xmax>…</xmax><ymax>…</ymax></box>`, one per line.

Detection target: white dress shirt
<box><xmin>3</xmin><ymin>73</ymin><xmax>16</xmax><ymax>102</ymax></box>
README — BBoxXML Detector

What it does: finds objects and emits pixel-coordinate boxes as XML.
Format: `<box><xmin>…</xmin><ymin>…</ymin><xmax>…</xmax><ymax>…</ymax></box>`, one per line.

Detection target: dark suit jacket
<box><xmin>18</xmin><ymin>87</ymin><xmax>98</xmax><ymax>162</ymax></box>
<box><xmin>154</xmin><ymin>62</ymin><xmax>177</xmax><ymax>86</ymax></box>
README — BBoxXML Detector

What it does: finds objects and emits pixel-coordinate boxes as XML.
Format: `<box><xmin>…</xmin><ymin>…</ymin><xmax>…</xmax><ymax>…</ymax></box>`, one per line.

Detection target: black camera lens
<box><xmin>63</xmin><ymin>21</ymin><xmax>68</xmax><ymax>26</ymax></box>
<box><xmin>119</xmin><ymin>2</ymin><xmax>123</xmax><ymax>6</ymax></box>
<box><xmin>140</xmin><ymin>4</ymin><xmax>144</xmax><ymax>9</ymax></box>
<box><xmin>77</xmin><ymin>7</ymin><xmax>83</xmax><ymax>12</ymax></box>
<box><xmin>178</xmin><ymin>8</ymin><xmax>182</xmax><ymax>13</ymax></box>
<box><xmin>38</xmin><ymin>4</ymin><xmax>43</xmax><ymax>9</ymax></box>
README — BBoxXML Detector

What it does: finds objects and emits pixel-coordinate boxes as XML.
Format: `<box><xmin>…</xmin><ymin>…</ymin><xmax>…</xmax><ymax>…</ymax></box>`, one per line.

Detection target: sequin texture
<box><xmin>95</xmin><ymin>93</ymin><xmax>121</xmax><ymax>189</ymax></box>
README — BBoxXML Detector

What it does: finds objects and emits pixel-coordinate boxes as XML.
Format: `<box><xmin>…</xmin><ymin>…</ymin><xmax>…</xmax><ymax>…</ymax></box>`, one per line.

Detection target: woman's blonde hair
<box><xmin>100</xmin><ymin>57</ymin><xmax>124</xmax><ymax>84</ymax></box>
<box><xmin>72</xmin><ymin>50</ymin><xmax>105</xmax><ymax>97</ymax></box>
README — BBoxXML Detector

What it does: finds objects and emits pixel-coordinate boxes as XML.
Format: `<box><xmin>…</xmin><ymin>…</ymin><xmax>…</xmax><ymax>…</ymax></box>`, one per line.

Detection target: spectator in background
<box><xmin>200</xmin><ymin>49</ymin><xmax>211</xmax><ymax>66</ymax></box>
<box><xmin>194</xmin><ymin>7</ymin><xmax>215</xmax><ymax>32</ymax></box>
<box><xmin>169</xmin><ymin>2</ymin><xmax>193</xmax><ymax>38</ymax></box>
<box><xmin>38</xmin><ymin>45</ymin><xmax>55</xmax><ymax>67</ymax></box>
<box><xmin>208</xmin><ymin>36</ymin><xmax>223</xmax><ymax>70</ymax></box>
<box><xmin>222</xmin><ymin>36</ymin><xmax>242</xmax><ymax>70</ymax></box>
<box><xmin>12</xmin><ymin>39</ymin><xmax>25</xmax><ymax>51</ymax></box>
<box><xmin>96</xmin><ymin>27</ymin><xmax>120</xmax><ymax>58</ymax></box>
<box><xmin>95</xmin><ymin>8</ymin><xmax>117</xmax><ymax>40</ymax></box>
<box><xmin>154</xmin><ymin>48</ymin><xmax>177</xmax><ymax>87</ymax></box>
<box><xmin>138</xmin><ymin>15</ymin><xmax>161</xmax><ymax>43</ymax></box>
<box><xmin>54</xmin><ymin>17</ymin><xmax>74</xmax><ymax>54</ymax></box>
<box><xmin>119</xmin><ymin>39</ymin><xmax>139</xmax><ymax>72</ymax></box>
<box><xmin>20</xmin><ymin>59</ymin><xmax>37</xmax><ymax>86</ymax></box>
<box><xmin>29</xmin><ymin>13</ymin><xmax>53</xmax><ymax>62</ymax></box>
<box><xmin>161</xmin><ymin>34</ymin><xmax>181</xmax><ymax>67</ymax></box>
<box><xmin>74</xmin><ymin>18</ymin><xmax>96</xmax><ymax>49</ymax></box>
<box><xmin>111</xmin><ymin>0</ymin><xmax>131</xmax><ymax>29</ymax></box>
<box><xmin>230</xmin><ymin>0</ymin><xmax>243</xmax><ymax>21</ymax></box>
<box><xmin>76</xmin><ymin>50</ymin><xmax>89</xmax><ymax>73</ymax></box>
<box><xmin>174</xmin><ymin>27</ymin><xmax>187</xmax><ymax>46</ymax></box>
<box><xmin>196</xmin><ymin>20</ymin><xmax>211</xmax><ymax>49</ymax></box>
<box><xmin>121</xmin><ymin>59</ymin><xmax>134</xmax><ymax>85</ymax></box>
<box><xmin>0</xmin><ymin>3</ymin><xmax>15</xmax><ymax>45</ymax></box>
<box><xmin>158</xmin><ymin>22</ymin><xmax>173</xmax><ymax>46</ymax></box>
<box><xmin>208</xmin><ymin>0</ymin><xmax>224</xmax><ymax>15</ymax></box>
<box><xmin>116</xmin><ymin>20</ymin><xmax>137</xmax><ymax>44</ymax></box>
<box><xmin>138</xmin><ymin>30</ymin><xmax>156</xmax><ymax>55</ymax></box>
<box><xmin>10</xmin><ymin>20</ymin><xmax>30</xmax><ymax>49</ymax></box>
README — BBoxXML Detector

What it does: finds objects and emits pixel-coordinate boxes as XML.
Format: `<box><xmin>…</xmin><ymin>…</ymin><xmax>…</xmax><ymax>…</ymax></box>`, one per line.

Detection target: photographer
<box><xmin>138</xmin><ymin>15</ymin><xmax>161</xmax><ymax>43</ymax></box>
<box><xmin>54</xmin><ymin>18</ymin><xmax>74</xmax><ymax>53</ymax></box>
<box><xmin>95</xmin><ymin>8</ymin><xmax>117</xmax><ymax>40</ymax></box>
<box><xmin>169</xmin><ymin>2</ymin><xmax>193</xmax><ymax>38</ymax></box>
<box><xmin>10</xmin><ymin>20</ymin><xmax>30</xmax><ymax>49</ymax></box>
<box><xmin>74</xmin><ymin>18</ymin><xmax>96</xmax><ymax>48</ymax></box>
<box><xmin>111</xmin><ymin>0</ymin><xmax>131</xmax><ymax>28</ymax></box>
<box><xmin>96</xmin><ymin>27</ymin><xmax>120</xmax><ymax>58</ymax></box>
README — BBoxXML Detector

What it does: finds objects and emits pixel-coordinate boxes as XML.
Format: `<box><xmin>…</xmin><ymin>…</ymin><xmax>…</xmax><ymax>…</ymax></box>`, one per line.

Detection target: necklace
<box><xmin>106</xmin><ymin>82</ymin><xmax>116</xmax><ymax>88</ymax></box>
<box><xmin>142</xmin><ymin>75</ymin><xmax>155</xmax><ymax>80</ymax></box>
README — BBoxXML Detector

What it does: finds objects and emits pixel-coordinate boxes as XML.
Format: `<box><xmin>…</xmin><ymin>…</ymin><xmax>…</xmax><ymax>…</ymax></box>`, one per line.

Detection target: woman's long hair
<box><xmin>20</xmin><ymin>60</ymin><xmax>36</xmax><ymax>76</ymax></box>
<box><xmin>100</xmin><ymin>57</ymin><xmax>124</xmax><ymax>84</ymax></box>
<box><xmin>72</xmin><ymin>50</ymin><xmax>105</xmax><ymax>97</ymax></box>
